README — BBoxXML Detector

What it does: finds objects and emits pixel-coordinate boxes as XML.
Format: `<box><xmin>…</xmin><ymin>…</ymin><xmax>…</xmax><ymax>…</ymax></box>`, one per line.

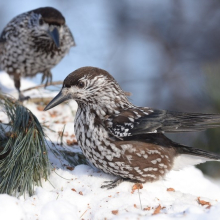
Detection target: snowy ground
<box><xmin>1</xmin><ymin>72</ymin><xmax>220</xmax><ymax>220</ymax></box>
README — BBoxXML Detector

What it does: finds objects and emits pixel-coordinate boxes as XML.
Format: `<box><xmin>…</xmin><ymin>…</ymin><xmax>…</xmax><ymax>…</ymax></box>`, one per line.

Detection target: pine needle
<box><xmin>0</xmin><ymin>93</ymin><xmax>50</xmax><ymax>196</ymax></box>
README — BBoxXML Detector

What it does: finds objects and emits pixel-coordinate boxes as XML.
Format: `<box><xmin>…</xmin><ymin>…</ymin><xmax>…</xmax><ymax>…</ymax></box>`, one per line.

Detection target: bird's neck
<box><xmin>77</xmin><ymin>100</ymin><xmax>133</xmax><ymax>119</ymax></box>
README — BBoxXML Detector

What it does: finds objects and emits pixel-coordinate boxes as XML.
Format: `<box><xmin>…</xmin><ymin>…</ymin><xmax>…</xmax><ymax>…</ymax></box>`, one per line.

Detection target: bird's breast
<box><xmin>74</xmin><ymin>108</ymin><xmax>121</xmax><ymax>169</ymax></box>
<box><xmin>74</xmin><ymin>107</ymin><xmax>176</xmax><ymax>183</ymax></box>
<box><xmin>0</xmin><ymin>24</ymin><xmax>73</xmax><ymax>76</ymax></box>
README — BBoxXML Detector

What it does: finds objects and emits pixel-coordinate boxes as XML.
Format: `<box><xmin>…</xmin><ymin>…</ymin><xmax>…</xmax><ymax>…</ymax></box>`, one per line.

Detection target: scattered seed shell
<box><xmin>198</xmin><ymin>197</ymin><xmax>211</xmax><ymax>209</ymax></box>
<box><xmin>37</xmin><ymin>105</ymin><xmax>44</xmax><ymax>111</ymax></box>
<box><xmin>144</xmin><ymin>207</ymin><xmax>151</xmax><ymax>211</ymax></box>
<box><xmin>153</xmin><ymin>205</ymin><xmax>161</xmax><ymax>215</ymax></box>
<box><xmin>112</xmin><ymin>210</ymin><xmax>118</xmax><ymax>215</ymax></box>
<box><xmin>167</xmin><ymin>188</ymin><xmax>175</xmax><ymax>192</ymax></box>
<box><xmin>131</xmin><ymin>183</ymin><xmax>143</xmax><ymax>193</ymax></box>
<box><xmin>66</xmin><ymin>166</ymin><xmax>74</xmax><ymax>171</ymax></box>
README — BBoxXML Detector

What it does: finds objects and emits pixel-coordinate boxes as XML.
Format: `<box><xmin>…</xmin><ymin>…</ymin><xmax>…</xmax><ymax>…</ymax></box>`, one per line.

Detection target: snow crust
<box><xmin>0</xmin><ymin>72</ymin><xmax>220</xmax><ymax>219</ymax></box>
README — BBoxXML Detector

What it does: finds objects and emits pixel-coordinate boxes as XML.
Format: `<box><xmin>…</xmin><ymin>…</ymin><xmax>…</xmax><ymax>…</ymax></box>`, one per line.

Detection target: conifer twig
<box><xmin>0</xmin><ymin>93</ymin><xmax>50</xmax><ymax>196</ymax></box>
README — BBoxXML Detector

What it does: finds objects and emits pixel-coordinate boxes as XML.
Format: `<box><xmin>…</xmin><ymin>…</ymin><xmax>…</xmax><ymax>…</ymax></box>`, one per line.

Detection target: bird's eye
<box><xmin>77</xmin><ymin>81</ymin><xmax>85</xmax><ymax>88</ymax></box>
<box><xmin>63</xmin><ymin>84</ymin><xmax>70</xmax><ymax>88</ymax></box>
<box><xmin>39</xmin><ymin>18</ymin><xmax>44</xmax><ymax>25</ymax></box>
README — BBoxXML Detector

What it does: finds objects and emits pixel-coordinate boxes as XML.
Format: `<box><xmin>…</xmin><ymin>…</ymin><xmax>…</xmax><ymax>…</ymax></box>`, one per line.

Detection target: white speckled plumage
<box><xmin>45</xmin><ymin>66</ymin><xmax>220</xmax><ymax>189</ymax></box>
<box><xmin>0</xmin><ymin>7</ymin><xmax>75</xmax><ymax>98</ymax></box>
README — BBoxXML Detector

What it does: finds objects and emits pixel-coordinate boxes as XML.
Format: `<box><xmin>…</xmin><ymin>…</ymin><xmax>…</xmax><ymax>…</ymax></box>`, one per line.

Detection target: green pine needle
<box><xmin>0</xmin><ymin>94</ymin><xmax>50</xmax><ymax>196</ymax></box>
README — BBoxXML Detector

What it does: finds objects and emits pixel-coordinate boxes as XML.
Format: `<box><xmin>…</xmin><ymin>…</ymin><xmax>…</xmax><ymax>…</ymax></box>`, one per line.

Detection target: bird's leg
<box><xmin>13</xmin><ymin>73</ymin><xmax>29</xmax><ymax>101</ymax></box>
<box><xmin>101</xmin><ymin>177</ymin><xmax>135</xmax><ymax>189</ymax></box>
<box><xmin>41</xmin><ymin>70</ymin><xmax>52</xmax><ymax>88</ymax></box>
<box><xmin>101</xmin><ymin>178</ymin><xmax>124</xmax><ymax>189</ymax></box>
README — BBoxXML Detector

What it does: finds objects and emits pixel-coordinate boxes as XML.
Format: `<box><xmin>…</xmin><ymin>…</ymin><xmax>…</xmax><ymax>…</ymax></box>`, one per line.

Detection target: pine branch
<box><xmin>21</xmin><ymin>81</ymin><xmax>63</xmax><ymax>92</ymax></box>
<box><xmin>0</xmin><ymin>93</ymin><xmax>50</xmax><ymax>196</ymax></box>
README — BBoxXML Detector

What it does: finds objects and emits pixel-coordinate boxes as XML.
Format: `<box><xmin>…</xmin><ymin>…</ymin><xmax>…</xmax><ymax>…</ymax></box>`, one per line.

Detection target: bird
<box><xmin>0</xmin><ymin>7</ymin><xmax>75</xmax><ymax>101</ymax></box>
<box><xmin>44</xmin><ymin>67</ymin><xmax>220</xmax><ymax>189</ymax></box>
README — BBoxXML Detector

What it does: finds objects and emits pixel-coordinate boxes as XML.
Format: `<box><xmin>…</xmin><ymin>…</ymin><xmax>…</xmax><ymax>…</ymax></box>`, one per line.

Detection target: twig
<box><xmin>53</xmin><ymin>169</ymin><xmax>72</xmax><ymax>181</ymax></box>
<box><xmin>138</xmin><ymin>188</ymin><xmax>143</xmax><ymax>210</ymax></box>
<box><xmin>47</xmin><ymin>179</ymin><xmax>55</xmax><ymax>189</ymax></box>
<box><xmin>28</xmin><ymin>97</ymin><xmax>53</xmax><ymax>104</ymax></box>
<box><xmin>60</xmin><ymin>124</ymin><xmax>66</xmax><ymax>146</ymax></box>
<box><xmin>80</xmin><ymin>209</ymin><xmax>89</xmax><ymax>219</ymax></box>
<box><xmin>21</xmin><ymin>81</ymin><xmax>63</xmax><ymax>92</ymax></box>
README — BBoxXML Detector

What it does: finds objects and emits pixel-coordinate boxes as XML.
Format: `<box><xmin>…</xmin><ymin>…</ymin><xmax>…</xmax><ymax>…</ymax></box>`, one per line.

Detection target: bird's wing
<box><xmin>0</xmin><ymin>34</ymin><xmax>6</xmax><ymax>50</ymax></box>
<box><xmin>104</xmin><ymin>107</ymin><xmax>220</xmax><ymax>137</ymax></box>
<box><xmin>65</xmin><ymin>26</ymin><xmax>75</xmax><ymax>47</ymax></box>
<box><xmin>0</xmin><ymin>29</ymin><xmax>7</xmax><ymax>53</ymax></box>
<box><xmin>0</xmin><ymin>41</ymin><xmax>4</xmax><ymax>54</ymax></box>
<box><xmin>0</xmin><ymin>23</ymin><xmax>19</xmax><ymax>45</ymax></box>
<box><xmin>0</xmin><ymin>37</ymin><xmax>6</xmax><ymax>69</ymax></box>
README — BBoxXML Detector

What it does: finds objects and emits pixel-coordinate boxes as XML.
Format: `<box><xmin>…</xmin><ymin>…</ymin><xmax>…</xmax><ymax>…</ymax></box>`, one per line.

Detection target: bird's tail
<box><xmin>164</xmin><ymin>111</ymin><xmax>220</xmax><ymax>132</ymax></box>
<box><xmin>172</xmin><ymin>145</ymin><xmax>220</xmax><ymax>170</ymax></box>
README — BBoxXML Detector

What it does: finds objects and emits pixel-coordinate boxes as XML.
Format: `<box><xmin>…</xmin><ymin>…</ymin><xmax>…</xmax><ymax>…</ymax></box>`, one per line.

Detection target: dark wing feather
<box><xmin>104</xmin><ymin>107</ymin><xmax>220</xmax><ymax>137</ymax></box>
<box><xmin>0</xmin><ymin>30</ymin><xmax>7</xmax><ymax>53</ymax></box>
<box><xmin>0</xmin><ymin>34</ymin><xmax>6</xmax><ymax>71</ymax></box>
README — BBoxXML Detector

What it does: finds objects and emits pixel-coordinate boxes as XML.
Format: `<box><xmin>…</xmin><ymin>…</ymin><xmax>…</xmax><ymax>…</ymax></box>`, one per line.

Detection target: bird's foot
<box><xmin>18</xmin><ymin>93</ymin><xmax>30</xmax><ymax>102</ymax></box>
<box><xmin>41</xmin><ymin>71</ymin><xmax>52</xmax><ymax>88</ymax></box>
<box><xmin>101</xmin><ymin>178</ymin><xmax>126</xmax><ymax>189</ymax></box>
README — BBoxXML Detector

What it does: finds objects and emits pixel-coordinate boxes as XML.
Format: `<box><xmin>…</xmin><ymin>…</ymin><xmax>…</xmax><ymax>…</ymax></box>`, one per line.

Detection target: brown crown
<box><xmin>63</xmin><ymin>67</ymin><xmax>116</xmax><ymax>88</ymax></box>
<box><xmin>32</xmin><ymin>7</ymin><xmax>65</xmax><ymax>25</ymax></box>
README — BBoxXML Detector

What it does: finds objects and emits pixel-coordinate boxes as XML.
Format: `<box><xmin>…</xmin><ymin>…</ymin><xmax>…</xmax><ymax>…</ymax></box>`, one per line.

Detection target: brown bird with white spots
<box><xmin>44</xmin><ymin>67</ymin><xmax>220</xmax><ymax>189</ymax></box>
<box><xmin>0</xmin><ymin>7</ymin><xmax>75</xmax><ymax>100</ymax></box>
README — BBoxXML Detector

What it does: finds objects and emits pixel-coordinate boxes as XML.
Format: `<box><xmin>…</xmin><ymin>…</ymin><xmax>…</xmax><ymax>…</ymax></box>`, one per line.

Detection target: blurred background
<box><xmin>1</xmin><ymin>0</ymin><xmax>220</xmax><ymax>177</ymax></box>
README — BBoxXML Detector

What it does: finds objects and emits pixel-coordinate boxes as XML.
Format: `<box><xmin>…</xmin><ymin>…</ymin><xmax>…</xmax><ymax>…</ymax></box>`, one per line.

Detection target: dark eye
<box><xmin>39</xmin><ymin>18</ymin><xmax>44</xmax><ymax>25</ymax></box>
<box><xmin>63</xmin><ymin>84</ymin><xmax>69</xmax><ymax>88</ymax></box>
<box><xmin>77</xmin><ymin>81</ymin><xmax>85</xmax><ymax>88</ymax></box>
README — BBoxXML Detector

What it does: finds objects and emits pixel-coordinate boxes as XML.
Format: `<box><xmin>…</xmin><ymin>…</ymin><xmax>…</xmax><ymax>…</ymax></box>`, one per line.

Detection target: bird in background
<box><xmin>45</xmin><ymin>67</ymin><xmax>220</xmax><ymax>189</ymax></box>
<box><xmin>0</xmin><ymin>7</ymin><xmax>75</xmax><ymax>101</ymax></box>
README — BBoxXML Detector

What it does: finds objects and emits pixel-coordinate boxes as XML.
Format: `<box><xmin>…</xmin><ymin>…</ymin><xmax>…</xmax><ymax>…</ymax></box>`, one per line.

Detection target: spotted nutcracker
<box><xmin>44</xmin><ymin>67</ymin><xmax>220</xmax><ymax>189</ymax></box>
<box><xmin>0</xmin><ymin>7</ymin><xmax>75</xmax><ymax>100</ymax></box>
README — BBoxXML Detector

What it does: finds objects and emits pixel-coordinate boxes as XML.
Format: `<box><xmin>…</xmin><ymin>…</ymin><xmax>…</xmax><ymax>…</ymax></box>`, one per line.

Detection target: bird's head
<box><xmin>44</xmin><ymin>67</ymin><xmax>130</xmax><ymax>112</ymax></box>
<box><xmin>29</xmin><ymin>7</ymin><xmax>67</xmax><ymax>48</ymax></box>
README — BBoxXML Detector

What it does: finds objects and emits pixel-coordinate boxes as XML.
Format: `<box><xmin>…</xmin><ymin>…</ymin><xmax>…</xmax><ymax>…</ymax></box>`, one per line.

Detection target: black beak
<box><xmin>44</xmin><ymin>91</ymin><xmax>71</xmax><ymax>111</ymax></box>
<box><xmin>48</xmin><ymin>27</ymin><xmax>60</xmax><ymax>48</ymax></box>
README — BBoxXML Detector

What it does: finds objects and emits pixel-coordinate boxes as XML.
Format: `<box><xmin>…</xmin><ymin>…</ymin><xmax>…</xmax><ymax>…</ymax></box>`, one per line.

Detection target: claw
<box><xmin>41</xmin><ymin>71</ymin><xmax>53</xmax><ymax>88</ymax></box>
<box><xmin>18</xmin><ymin>92</ymin><xmax>30</xmax><ymax>102</ymax></box>
<box><xmin>41</xmin><ymin>74</ymin><xmax>46</xmax><ymax>84</ymax></box>
<box><xmin>103</xmin><ymin>181</ymin><xmax>113</xmax><ymax>184</ymax></box>
<box><xmin>101</xmin><ymin>178</ymin><xmax>124</xmax><ymax>189</ymax></box>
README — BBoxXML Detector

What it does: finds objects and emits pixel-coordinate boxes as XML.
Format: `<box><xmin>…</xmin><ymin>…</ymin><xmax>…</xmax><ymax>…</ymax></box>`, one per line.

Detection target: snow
<box><xmin>1</xmin><ymin>72</ymin><xmax>220</xmax><ymax>219</ymax></box>
<box><xmin>172</xmin><ymin>154</ymin><xmax>214</xmax><ymax>171</ymax></box>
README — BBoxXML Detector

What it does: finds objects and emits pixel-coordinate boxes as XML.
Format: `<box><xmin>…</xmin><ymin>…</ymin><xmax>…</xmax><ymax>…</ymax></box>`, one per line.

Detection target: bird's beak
<box><xmin>44</xmin><ymin>90</ymin><xmax>71</xmax><ymax>111</ymax></box>
<box><xmin>47</xmin><ymin>27</ymin><xmax>60</xmax><ymax>48</ymax></box>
